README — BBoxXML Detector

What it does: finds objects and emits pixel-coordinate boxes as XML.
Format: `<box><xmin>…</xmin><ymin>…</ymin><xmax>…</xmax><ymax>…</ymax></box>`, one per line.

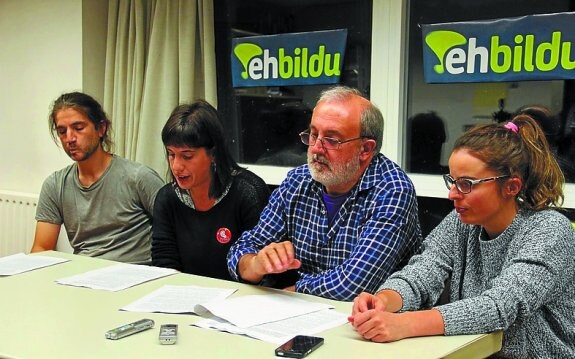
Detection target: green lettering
<box><xmin>490</xmin><ymin>36</ymin><xmax>511</xmax><ymax>73</ymax></box>
<box><xmin>523</xmin><ymin>34</ymin><xmax>535</xmax><ymax>71</ymax></box>
<box><xmin>301</xmin><ymin>48</ymin><xmax>309</xmax><ymax>77</ymax></box>
<box><xmin>294</xmin><ymin>48</ymin><xmax>301</xmax><ymax>78</ymax></box>
<box><xmin>309</xmin><ymin>45</ymin><xmax>325</xmax><ymax>77</ymax></box>
<box><xmin>561</xmin><ymin>42</ymin><xmax>575</xmax><ymax>70</ymax></box>
<box><xmin>279</xmin><ymin>48</ymin><xmax>293</xmax><ymax>78</ymax></box>
<box><xmin>324</xmin><ymin>53</ymin><xmax>341</xmax><ymax>76</ymax></box>
<box><xmin>233</xmin><ymin>43</ymin><xmax>263</xmax><ymax>79</ymax></box>
<box><xmin>424</xmin><ymin>30</ymin><xmax>467</xmax><ymax>74</ymax></box>
<box><xmin>513</xmin><ymin>35</ymin><xmax>523</xmax><ymax>72</ymax></box>
<box><xmin>535</xmin><ymin>32</ymin><xmax>560</xmax><ymax>71</ymax></box>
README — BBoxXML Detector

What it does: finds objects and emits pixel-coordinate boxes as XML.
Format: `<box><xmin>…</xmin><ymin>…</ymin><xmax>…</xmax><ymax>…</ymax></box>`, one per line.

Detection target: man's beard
<box><xmin>64</xmin><ymin>140</ymin><xmax>100</xmax><ymax>162</ymax></box>
<box><xmin>308</xmin><ymin>150</ymin><xmax>361</xmax><ymax>189</ymax></box>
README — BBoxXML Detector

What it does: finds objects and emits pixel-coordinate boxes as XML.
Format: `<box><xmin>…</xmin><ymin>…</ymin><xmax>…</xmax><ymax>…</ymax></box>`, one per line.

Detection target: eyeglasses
<box><xmin>299</xmin><ymin>131</ymin><xmax>365</xmax><ymax>150</ymax></box>
<box><xmin>443</xmin><ymin>174</ymin><xmax>510</xmax><ymax>194</ymax></box>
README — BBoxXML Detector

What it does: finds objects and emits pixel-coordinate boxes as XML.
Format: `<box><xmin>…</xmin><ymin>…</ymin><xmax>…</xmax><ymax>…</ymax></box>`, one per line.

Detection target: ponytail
<box><xmin>453</xmin><ymin>114</ymin><xmax>564</xmax><ymax>209</ymax></box>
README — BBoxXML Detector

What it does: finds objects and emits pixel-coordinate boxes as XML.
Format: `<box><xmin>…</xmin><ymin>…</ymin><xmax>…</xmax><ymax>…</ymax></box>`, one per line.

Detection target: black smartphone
<box><xmin>275</xmin><ymin>335</ymin><xmax>324</xmax><ymax>358</ymax></box>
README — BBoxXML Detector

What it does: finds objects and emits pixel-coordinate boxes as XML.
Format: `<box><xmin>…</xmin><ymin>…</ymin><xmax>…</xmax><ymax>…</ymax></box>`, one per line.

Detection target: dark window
<box><xmin>406</xmin><ymin>0</ymin><xmax>575</xmax><ymax>182</ymax></box>
<box><xmin>214</xmin><ymin>0</ymin><xmax>372</xmax><ymax>166</ymax></box>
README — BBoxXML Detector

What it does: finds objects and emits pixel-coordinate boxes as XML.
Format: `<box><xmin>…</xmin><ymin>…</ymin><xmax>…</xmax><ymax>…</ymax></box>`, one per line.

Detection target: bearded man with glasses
<box><xmin>227</xmin><ymin>86</ymin><xmax>422</xmax><ymax>301</ymax></box>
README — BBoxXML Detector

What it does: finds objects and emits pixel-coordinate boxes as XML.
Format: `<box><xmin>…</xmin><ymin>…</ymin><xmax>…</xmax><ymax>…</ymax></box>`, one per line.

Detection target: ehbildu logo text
<box><xmin>426</xmin><ymin>30</ymin><xmax>575</xmax><ymax>75</ymax></box>
<box><xmin>230</xmin><ymin>29</ymin><xmax>347</xmax><ymax>88</ymax></box>
<box><xmin>421</xmin><ymin>12</ymin><xmax>575</xmax><ymax>83</ymax></box>
<box><xmin>234</xmin><ymin>44</ymin><xmax>342</xmax><ymax>80</ymax></box>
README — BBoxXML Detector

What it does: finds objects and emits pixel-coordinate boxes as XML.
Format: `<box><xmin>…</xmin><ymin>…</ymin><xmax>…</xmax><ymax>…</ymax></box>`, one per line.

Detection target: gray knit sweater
<box><xmin>381</xmin><ymin>209</ymin><xmax>575</xmax><ymax>358</ymax></box>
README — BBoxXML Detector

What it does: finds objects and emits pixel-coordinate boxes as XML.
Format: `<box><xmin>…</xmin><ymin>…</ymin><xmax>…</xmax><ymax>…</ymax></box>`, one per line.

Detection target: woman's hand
<box><xmin>351</xmin><ymin>292</ymin><xmax>386</xmax><ymax>316</ymax></box>
<box><xmin>349</xmin><ymin>292</ymin><xmax>406</xmax><ymax>342</ymax></box>
<box><xmin>349</xmin><ymin>310</ymin><xmax>411</xmax><ymax>343</ymax></box>
<box><xmin>350</xmin><ymin>306</ymin><xmax>446</xmax><ymax>343</ymax></box>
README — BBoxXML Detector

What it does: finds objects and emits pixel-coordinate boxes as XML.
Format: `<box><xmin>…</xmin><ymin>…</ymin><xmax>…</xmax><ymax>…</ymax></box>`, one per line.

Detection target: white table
<box><xmin>0</xmin><ymin>251</ymin><xmax>502</xmax><ymax>358</ymax></box>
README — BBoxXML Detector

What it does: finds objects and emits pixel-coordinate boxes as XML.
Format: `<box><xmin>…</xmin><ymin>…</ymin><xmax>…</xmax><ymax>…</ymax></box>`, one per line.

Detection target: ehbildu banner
<box><xmin>231</xmin><ymin>29</ymin><xmax>347</xmax><ymax>87</ymax></box>
<box><xmin>422</xmin><ymin>12</ymin><xmax>575</xmax><ymax>83</ymax></box>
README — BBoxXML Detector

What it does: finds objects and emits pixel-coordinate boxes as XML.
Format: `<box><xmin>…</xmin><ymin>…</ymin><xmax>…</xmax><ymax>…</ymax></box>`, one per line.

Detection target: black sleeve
<box><xmin>151</xmin><ymin>185</ymin><xmax>182</xmax><ymax>271</ymax></box>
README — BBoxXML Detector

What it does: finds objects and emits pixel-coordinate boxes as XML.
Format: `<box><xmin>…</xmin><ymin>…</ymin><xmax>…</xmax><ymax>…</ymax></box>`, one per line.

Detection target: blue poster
<box><xmin>231</xmin><ymin>29</ymin><xmax>347</xmax><ymax>87</ymax></box>
<box><xmin>422</xmin><ymin>12</ymin><xmax>575</xmax><ymax>83</ymax></box>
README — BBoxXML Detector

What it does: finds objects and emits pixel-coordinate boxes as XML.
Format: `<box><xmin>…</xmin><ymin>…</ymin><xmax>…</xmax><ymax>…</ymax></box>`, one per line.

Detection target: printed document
<box><xmin>56</xmin><ymin>263</ymin><xmax>177</xmax><ymax>291</ymax></box>
<box><xmin>194</xmin><ymin>293</ymin><xmax>334</xmax><ymax>328</ymax></box>
<box><xmin>0</xmin><ymin>253</ymin><xmax>69</xmax><ymax>276</ymax></box>
<box><xmin>121</xmin><ymin>285</ymin><xmax>237</xmax><ymax>314</ymax></box>
<box><xmin>194</xmin><ymin>308</ymin><xmax>348</xmax><ymax>344</ymax></box>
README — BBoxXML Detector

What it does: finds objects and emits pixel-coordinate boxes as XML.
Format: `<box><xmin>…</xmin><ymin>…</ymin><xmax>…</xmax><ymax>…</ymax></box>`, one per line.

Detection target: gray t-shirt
<box><xmin>36</xmin><ymin>155</ymin><xmax>164</xmax><ymax>264</ymax></box>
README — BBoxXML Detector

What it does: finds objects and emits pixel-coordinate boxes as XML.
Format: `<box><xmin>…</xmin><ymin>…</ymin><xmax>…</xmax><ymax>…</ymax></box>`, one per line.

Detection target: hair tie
<box><xmin>503</xmin><ymin>122</ymin><xmax>518</xmax><ymax>133</ymax></box>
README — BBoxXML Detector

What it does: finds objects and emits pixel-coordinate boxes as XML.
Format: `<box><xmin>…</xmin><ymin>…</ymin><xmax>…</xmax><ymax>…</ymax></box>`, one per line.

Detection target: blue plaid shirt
<box><xmin>227</xmin><ymin>154</ymin><xmax>422</xmax><ymax>301</ymax></box>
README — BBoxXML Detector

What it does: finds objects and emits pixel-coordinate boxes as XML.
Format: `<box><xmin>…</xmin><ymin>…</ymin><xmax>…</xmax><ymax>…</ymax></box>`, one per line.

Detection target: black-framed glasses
<box><xmin>443</xmin><ymin>174</ymin><xmax>510</xmax><ymax>194</ymax></box>
<box><xmin>299</xmin><ymin>131</ymin><xmax>365</xmax><ymax>150</ymax></box>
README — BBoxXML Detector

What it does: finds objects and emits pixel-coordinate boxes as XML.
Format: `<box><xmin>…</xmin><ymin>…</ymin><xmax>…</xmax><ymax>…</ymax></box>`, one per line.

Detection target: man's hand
<box><xmin>254</xmin><ymin>241</ymin><xmax>301</xmax><ymax>274</ymax></box>
<box><xmin>238</xmin><ymin>241</ymin><xmax>301</xmax><ymax>283</ymax></box>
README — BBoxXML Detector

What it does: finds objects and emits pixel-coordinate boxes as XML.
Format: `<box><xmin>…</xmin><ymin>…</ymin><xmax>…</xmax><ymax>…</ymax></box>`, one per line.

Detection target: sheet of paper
<box><xmin>193</xmin><ymin>308</ymin><xmax>348</xmax><ymax>344</ymax></box>
<box><xmin>56</xmin><ymin>263</ymin><xmax>177</xmax><ymax>291</ymax></box>
<box><xmin>194</xmin><ymin>293</ymin><xmax>334</xmax><ymax>328</ymax></box>
<box><xmin>121</xmin><ymin>285</ymin><xmax>238</xmax><ymax>314</ymax></box>
<box><xmin>0</xmin><ymin>253</ymin><xmax>70</xmax><ymax>276</ymax></box>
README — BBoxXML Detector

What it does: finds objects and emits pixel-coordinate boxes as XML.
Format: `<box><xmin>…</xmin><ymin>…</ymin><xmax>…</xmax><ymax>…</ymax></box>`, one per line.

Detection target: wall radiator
<box><xmin>0</xmin><ymin>191</ymin><xmax>38</xmax><ymax>257</ymax></box>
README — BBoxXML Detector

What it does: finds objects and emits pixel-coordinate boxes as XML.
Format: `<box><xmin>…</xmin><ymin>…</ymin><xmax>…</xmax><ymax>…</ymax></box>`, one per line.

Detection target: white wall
<box><xmin>0</xmin><ymin>0</ymin><xmax>107</xmax><ymax>196</ymax></box>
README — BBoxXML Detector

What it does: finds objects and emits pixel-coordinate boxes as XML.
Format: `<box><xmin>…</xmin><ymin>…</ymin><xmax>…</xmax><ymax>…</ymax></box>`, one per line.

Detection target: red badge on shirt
<box><xmin>216</xmin><ymin>227</ymin><xmax>232</xmax><ymax>244</ymax></box>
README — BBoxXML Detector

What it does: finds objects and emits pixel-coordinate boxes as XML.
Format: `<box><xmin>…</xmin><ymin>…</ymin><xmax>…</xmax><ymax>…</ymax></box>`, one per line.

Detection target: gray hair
<box><xmin>318</xmin><ymin>86</ymin><xmax>383</xmax><ymax>153</ymax></box>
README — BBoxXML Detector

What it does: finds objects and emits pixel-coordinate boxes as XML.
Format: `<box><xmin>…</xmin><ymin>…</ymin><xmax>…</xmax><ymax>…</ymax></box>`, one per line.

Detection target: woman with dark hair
<box><xmin>151</xmin><ymin>100</ymin><xmax>270</xmax><ymax>280</ymax></box>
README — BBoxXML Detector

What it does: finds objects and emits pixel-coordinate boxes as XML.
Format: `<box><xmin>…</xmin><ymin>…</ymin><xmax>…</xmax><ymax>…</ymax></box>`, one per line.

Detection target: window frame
<box><xmin>236</xmin><ymin>0</ymin><xmax>575</xmax><ymax>209</ymax></box>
